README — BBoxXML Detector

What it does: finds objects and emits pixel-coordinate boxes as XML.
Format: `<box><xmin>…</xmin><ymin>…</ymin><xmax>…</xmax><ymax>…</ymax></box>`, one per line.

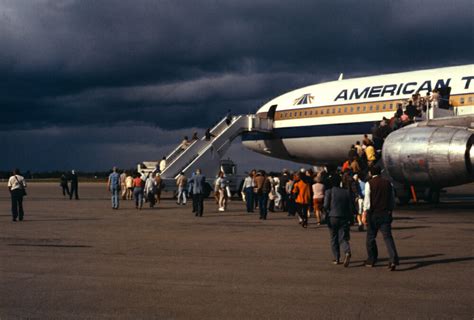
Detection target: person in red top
<box><xmin>132</xmin><ymin>173</ymin><xmax>144</xmax><ymax>209</ymax></box>
<box><xmin>292</xmin><ymin>172</ymin><xmax>312</xmax><ymax>228</ymax></box>
<box><xmin>341</xmin><ymin>160</ymin><xmax>351</xmax><ymax>173</ymax></box>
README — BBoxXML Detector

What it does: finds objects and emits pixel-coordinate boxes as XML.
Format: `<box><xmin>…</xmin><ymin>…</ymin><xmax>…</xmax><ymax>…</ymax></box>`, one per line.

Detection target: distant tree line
<box><xmin>0</xmin><ymin>168</ymin><xmax>137</xmax><ymax>180</ymax></box>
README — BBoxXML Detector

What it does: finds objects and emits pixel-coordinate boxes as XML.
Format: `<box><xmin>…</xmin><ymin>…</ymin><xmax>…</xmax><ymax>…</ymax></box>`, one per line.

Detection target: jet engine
<box><xmin>382</xmin><ymin>126</ymin><xmax>473</xmax><ymax>188</ymax></box>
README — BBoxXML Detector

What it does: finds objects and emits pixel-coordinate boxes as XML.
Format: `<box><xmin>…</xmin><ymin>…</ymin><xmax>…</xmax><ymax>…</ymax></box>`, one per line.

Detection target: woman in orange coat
<box><xmin>292</xmin><ymin>172</ymin><xmax>312</xmax><ymax>228</ymax></box>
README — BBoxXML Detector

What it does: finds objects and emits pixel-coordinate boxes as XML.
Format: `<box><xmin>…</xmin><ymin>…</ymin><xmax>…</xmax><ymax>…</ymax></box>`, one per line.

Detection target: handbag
<box><xmin>14</xmin><ymin>175</ymin><xmax>27</xmax><ymax>196</ymax></box>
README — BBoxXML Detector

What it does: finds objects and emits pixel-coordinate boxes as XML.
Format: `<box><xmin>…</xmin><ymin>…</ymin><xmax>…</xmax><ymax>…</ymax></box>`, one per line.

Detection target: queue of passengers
<box><xmin>108</xmin><ymin>168</ymin><xmax>165</xmax><ymax>210</ymax></box>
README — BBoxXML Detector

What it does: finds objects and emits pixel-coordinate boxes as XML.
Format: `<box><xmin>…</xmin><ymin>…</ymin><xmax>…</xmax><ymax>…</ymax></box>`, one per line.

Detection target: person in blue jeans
<box><xmin>241</xmin><ymin>172</ymin><xmax>255</xmax><ymax>213</ymax></box>
<box><xmin>133</xmin><ymin>173</ymin><xmax>144</xmax><ymax>210</ymax></box>
<box><xmin>324</xmin><ymin>174</ymin><xmax>355</xmax><ymax>267</ymax></box>
<box><xmin>107</xmin><ymin>167</ymin><xmax>121</xmax><ymax>210</ymax></box>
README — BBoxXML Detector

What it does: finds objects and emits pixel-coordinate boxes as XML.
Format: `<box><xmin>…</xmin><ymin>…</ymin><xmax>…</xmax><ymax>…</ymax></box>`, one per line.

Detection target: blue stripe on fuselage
<box><xmin>241</xmin><ymin>121</ymin><xmax>375</xmax><ymax>141</ymax></box>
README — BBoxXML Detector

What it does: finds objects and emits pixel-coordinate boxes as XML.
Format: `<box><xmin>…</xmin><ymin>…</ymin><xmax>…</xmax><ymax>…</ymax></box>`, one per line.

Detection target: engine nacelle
<box><xmin>382</xmin><ymin>126</ymin><xmax>473</xmax><ymax>188</ymax></box>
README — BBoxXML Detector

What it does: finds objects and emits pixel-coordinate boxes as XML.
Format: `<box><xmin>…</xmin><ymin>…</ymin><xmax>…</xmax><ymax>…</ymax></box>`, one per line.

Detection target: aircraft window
<box><xmin>460</xmin><ymin>97</ymin><xmax>465</xmax><ymax>104</ymax></box>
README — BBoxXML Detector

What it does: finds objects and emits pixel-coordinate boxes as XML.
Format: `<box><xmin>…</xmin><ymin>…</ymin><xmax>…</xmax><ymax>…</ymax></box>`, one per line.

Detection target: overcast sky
<box><xmin>1</xmin><ymin>0</ymin><xmax>473</xmax><ymax>172</ymax></box>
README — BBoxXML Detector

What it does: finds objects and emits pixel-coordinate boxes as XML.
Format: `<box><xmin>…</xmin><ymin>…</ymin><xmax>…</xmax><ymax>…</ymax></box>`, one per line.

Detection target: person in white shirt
<box><xmin>159</xmin><ymin>157</ymin><xmax>167</xmax><ymax>172</ymax></box>
<box><xmin>120</xmin><ymin>171</ymin><xmax>127</xmax><ymax>200</ymax></box>
<box><xmin>145</xmin><ymin>173</ymin><xmax>157</xmax><ymax>208</ymax></box>
<box><xmin>216</xmin><ymin>171</ymin><xmax>228</xmax><ymax>211</ymax></box>
<box><xmin>241</xmin><ymin>172</ymin><xmax>255</xmax><ymax>213</ymax></box>
<box><xmin>176</xmin><ymin>172</ymin><xmax>188</xmax><ymax>205</ymax></box>
<box><xmin>7</xmin><ymin>169</ymin><xmax>27</xmax><ymax>222</ymax></box>
<box><xmin>125</xmin><ymin>174</ymin><xmax>134</xmax><ymax>200</ymax></box>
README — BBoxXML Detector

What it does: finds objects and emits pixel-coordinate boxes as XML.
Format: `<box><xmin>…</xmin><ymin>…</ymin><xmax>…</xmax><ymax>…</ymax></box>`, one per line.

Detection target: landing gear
<box><xmin>397</xmin><ymin>195</ymin><xmax>410</xmax><ymax>206</ymax></box>
<box><xmin>424</xmin><ymin>188</ymin><xmax>440</xmax><ymax>204</ymax></box>
<box><xmin>395</xmin><ymin>187</ymin><xmax>411</xmax><ymax>205</ymax></box>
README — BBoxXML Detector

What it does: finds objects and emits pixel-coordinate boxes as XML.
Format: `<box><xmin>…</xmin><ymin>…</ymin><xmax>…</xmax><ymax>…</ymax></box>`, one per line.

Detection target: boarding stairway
<box><xmin>160</xmin><ymin>115</ymin><xmax>272</xmax><ymax>179</ymax></box>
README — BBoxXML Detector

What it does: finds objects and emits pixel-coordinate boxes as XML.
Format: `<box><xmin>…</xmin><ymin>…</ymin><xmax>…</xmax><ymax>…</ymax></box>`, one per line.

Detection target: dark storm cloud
<box><xmin>1</xmin><ymin>0</ymin><xmax>473</xmax><ymax>130</ymax></box>
<box><xmin>1</xmin><ymin>0</ymin><xmax>472</xmax><ymax>170</ymax></box>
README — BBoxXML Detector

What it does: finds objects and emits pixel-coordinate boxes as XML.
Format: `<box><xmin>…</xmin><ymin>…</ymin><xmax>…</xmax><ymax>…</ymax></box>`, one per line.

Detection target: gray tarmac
<box><xmin>0</xmin><ymin>183</ymin><xmax>473</xmax><ymax>319</ymax></box>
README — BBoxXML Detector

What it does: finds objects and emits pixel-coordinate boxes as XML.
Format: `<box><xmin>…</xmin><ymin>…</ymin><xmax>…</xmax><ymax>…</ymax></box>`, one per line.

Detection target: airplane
<box><xmin>241</xmin><ymin>64</ymin><xmax>474</xmax><ymax>204</ymax></box>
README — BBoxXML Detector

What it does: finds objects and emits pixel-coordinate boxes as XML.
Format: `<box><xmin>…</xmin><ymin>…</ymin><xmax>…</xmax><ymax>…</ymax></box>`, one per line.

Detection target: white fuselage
<box><xmin>242</xmin><ymin>65</ymin><xmax>474</xmax><ymax>165</ymax></box>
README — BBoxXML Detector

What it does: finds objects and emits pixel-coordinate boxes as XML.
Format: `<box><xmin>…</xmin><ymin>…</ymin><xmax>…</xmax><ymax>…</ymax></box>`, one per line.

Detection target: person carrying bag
<box><xmin>7</xmin><ymin>169</ymin><xmax>27</xmax><ymax>221</ymax></box>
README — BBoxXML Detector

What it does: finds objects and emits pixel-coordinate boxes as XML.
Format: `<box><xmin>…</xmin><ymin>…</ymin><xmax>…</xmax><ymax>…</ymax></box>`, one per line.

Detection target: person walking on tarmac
<box><xmin>216</xmin><ymin>171</ymin><xmax>229</xmax><ymax>212</ymax></box>
<box><xmin>362</xmin><ymin>166</ymin><xmax>399</xmax><ymax>271</ymax></box>
<box><xmin>8</xmin><ymin>169</ymin><xmax>27</xmax><ymax>222</ymax></box>
<box><xmin>176</xmin><ymin>172</ymin><xmax>188</xmax><ymax>205</ymax></box>
<box><xmin>292</xmin><ymin>172</ymin><xmax>311</xmax><ymax>228</ymax></box>
<box><xmin>60</xmin><ymin>173</ymin><xmax>70</xmax><ymax>197</ymax></box>
<box><xmin>69</xmin><ymin>170</ymin><xmax>79</xmax><ymax>200</ymax></box>
<box><xmin>324</xmin><ymin>174</ymin><xmax>354</xmax><ymax>267</ymax></box>
<box><xmin>254</xmin><ymin>170</ymin><xmax>270</xmax><ymax>220</ymax></box>
<box><xmin>107</xmin><ymin>167</ymin><xmax>121</xmax><ymax>210</ymax></box>
<box><xmin>189</xmin><ymin>169</ymin><xmax>206</xmax><ymax>217</ymax></box>
<box><xmin>241</xmin><ymin>171</ymin><xmax>255</xmax><ymax>213</ymax></box>
<box><xmin>133</xmin><ymin>173</ymin><xmax>145</xmax><ymax>210</ymax></box>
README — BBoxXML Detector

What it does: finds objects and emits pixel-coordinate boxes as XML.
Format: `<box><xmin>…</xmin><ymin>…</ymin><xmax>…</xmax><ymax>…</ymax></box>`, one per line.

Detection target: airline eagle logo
<box><xmin>294</xmin><ymin>93</ymin><xmax>314</xmax><ymax>105</ymax></box>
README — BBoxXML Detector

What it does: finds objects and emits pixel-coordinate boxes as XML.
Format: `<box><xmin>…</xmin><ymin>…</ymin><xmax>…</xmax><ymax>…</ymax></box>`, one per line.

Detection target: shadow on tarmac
<box><xmin>21</xmin><ymin>218</ymin><xmax>103</xmax><ymax>222</ymax></box>
<box><xmin>397</xmin><ymin>256</ymin><xmax>474</xmax><ymax>271</ymax></box>
<box><xmin>392</xmin><ymin>226</ymin><xmax>431</xmax><ymax>230</ymax></box>
<box><xmin>7</xmin><ymin>244</ymin><xmax>92</xmax><ymax>248</ymax></box>
<box><xmin>350</xmin><ymin>254</ymin><xmax>474</xmax><ymax>271</ymax></box>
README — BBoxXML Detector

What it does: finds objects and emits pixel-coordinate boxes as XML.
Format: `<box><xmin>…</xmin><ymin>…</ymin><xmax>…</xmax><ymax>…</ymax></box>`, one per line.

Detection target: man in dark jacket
<box><xmin>188</xmin><ymin>169</ymin><xmax>206</xmax><ymax>217</ymax></box>
<box><xmin>324</xmin><ymin>174</ymin><xmax>355</xmax><ymax>267</ymax></box>
<box><xmin>362</xmin><ymin>166</ymin><xmax>399</xmax><ymax>271</ymax></box>
<box><xmin>60</xmin><ymin>173</ymin><xmax>70</xmax><ymax>197</ymax></box>
<box><xmin>405</xmin><ymin>100</ymin><xmax>418</xmax><ymax>119</ymax></box>
<box><xmin>69</xmin><ymin>170</ymin><xmax>79</xmax><ymax>200</ymax></box>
